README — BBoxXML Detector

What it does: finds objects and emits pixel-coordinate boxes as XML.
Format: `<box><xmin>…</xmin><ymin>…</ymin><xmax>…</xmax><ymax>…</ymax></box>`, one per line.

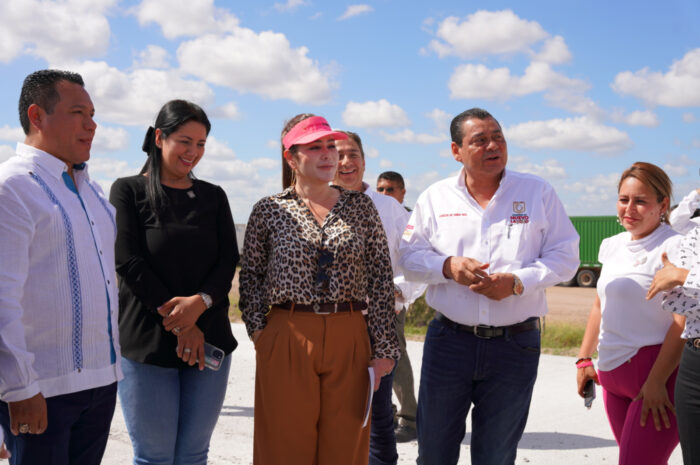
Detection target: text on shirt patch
<box><xmin>402</xmin><ymin>224</ymin><xmax>414</xmax><ymax>239</ymax></box>
<box><xmin>438</xmin><ymin>213</ymin><xmax>468</xmax><ymax>218</ymax></box>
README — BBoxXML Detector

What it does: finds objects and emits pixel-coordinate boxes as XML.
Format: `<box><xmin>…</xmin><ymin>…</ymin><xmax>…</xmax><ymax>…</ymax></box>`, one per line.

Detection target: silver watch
<box><xmin>198</xmin><ymin>292</ymin><xmax>213</xmax><ymax>309</ymax></box>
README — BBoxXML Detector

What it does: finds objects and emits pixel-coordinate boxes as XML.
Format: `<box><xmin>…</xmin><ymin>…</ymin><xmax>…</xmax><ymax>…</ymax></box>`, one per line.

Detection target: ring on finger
<box><xmin>19</xmin><ymin>423</ymin><xmax>30</xmax><ymax>434</ymax></box>
<box><xmin>172</xmin><ymin>327</ymin><xmax>181</xmax><ymax>335</ymax></box>
<box><xmin>183</xmin><ymin>348</ymin><xmax>192</xmax><ymax>354</ymax></box>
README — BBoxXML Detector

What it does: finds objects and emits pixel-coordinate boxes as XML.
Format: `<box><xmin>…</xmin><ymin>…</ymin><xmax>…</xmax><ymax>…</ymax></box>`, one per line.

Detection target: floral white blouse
<box><xmin>663</xmin><ymin>226</ymin><xmax>700</xmax><ymax>338</ymax></box>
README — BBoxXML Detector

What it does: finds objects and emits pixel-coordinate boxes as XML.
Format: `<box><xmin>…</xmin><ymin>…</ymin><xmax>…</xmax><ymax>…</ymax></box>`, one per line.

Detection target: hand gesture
<box><xmin>176</xmin><ymin>325</ymin><xmax>206</xmax><ymax>370</ymax></box>
<box><xmin>443</xmin><ymin>257</ymin><xmax>489</xmax><ymax>286</ymax></box>
<box><xmin>470</xmin><ymin>272</ymin><xmax>515</xmax><ymax>301</ymax></box>
<box><xmin>8</xmin><ymin>393</ymin><xmax>47</xmax><ymax>436</ymax></box>
<box><xmin>647</xmin><ymin>253</ymin><xmax>687</xmax><ymax>300</ymax></box>
<box><xmin>369</xmin><ymin>358</ymin><xmax>395</xmax><ymax>392</ymax></box>
<box><xmin>158</xmin><ymin>295</ymin><xmax>207</xmax><ymax>334</ymax></box>
<box><xmin>576</xmin><ymin>365</ymin><xmax>599</xmax><ymax>397</ymax></box>
<box><xmin>634</xmin><ymin>378</ymin><xmax>675</xmax><ymax>431</ymax></box>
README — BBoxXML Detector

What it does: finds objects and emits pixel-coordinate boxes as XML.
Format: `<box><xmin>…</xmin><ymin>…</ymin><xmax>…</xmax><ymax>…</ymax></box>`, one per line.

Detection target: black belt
<box><xmin>275</xmin><ymin>301</ymin><xmax>367</xmax><ymax>314</ymax></box>
<box><xmin>435</xmin><ymin>312</ymin><xmax>540</xmax><ymax>339</ymax></box>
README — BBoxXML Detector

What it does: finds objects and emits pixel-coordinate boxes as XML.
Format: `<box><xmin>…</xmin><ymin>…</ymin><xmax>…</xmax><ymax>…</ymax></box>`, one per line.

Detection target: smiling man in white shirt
<box><xmin>334</xmin><ymin>131</ymin><xmax>425</xmax><ymax>465</ymax></box>
<box><xmin>399</xmin><ymin>108</ymin><xmax>579</xmax><ymax>465</ymax></box>
<box><xmin>0</xmin><ymin>70</ymin><xmax>121</xmax><ymax>465</ymax></box>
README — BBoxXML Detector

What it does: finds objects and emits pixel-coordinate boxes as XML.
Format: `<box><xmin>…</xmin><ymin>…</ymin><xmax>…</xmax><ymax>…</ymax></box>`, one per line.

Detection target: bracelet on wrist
<box><xmin>576</xmin><ymin>360</ymin><xmax>594</xmax><ymax>369</ymax></box>
<box><xmin>575</xmin><ymin>357</ymin><xmax>592</xmax><ymax>365</ymax></box>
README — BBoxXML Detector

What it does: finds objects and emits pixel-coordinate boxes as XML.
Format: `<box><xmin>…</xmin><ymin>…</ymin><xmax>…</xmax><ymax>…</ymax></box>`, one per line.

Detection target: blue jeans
<box><xmin>0</xmin><ymin>383</ymin><xmax>117</xmax><ymax>465</ymax></box>
<box><xmin>416</xmin><ymin>316</ymin><xmax>540</xmax><ymax>465</ymax></box>
<box><xmin>370</xmin><ymin>365</ymin><xmax>398</xmax><ymax>465</ymax></box>
<box><xmin>118</xmin><ymin>355</ymin><xmax>231</xmax><ymax>465</ymax></box>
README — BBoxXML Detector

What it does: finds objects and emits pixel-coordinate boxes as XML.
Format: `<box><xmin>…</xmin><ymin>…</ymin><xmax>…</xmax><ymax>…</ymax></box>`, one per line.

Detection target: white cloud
<box><xmin>532</xmin><ymin>36</ymin><xmax>572</xmax><ymax>64</ymax></box>
<box><xmin>425</xmin><ymin>108</ymin><xmax>451</xmax><ymax>132</ymax></box>
<box><xmin>428</xmin><ymin>10</ymin><xmax>547</xmax><ymax>58</ymax></box>
<box><xmin>0</xmin><ymin>125</ymin><xmax>24</xmax><ymax>142</ymax></box>
<box><xmin>612</xmin><ymin>48</ymin><xmax>700</xmax><ymax>107</ymax></box>
<box><xmin>381</xmin><ymin>130</ymin><xmax>447</xmax><ymax>145</ymax></box>
<box><xmin>682</xmin><ymin>112</ymin><xmax>696</xmax><ymax>123</ymax></box>
<box><xmin>274</xmin><ymin>0</ymin><xmax>309</xmax><ymax>11</ymax></box>
<box><xmin>92</xmin><ymin>124</ymin><xmax>129</xmax><ymax>153</ymax></box>
<box><xmin>512</xmin><ymin>158</ymin><xmax>567</xmax><ymax>179</ymax></box>
<box><xmin>379</xmin><ymin>159</ymin><xmax>393</xmax><ymax>168</ymax></box>
<box><xmin>209</xmin><ymin>102</ymin><xmax>242</xmax><ymax>120</ymax></box>
<box><xmin>0</xmin><ymin>145</ymin><xmax>15</xmax><ymax>163</ymax></box>
<box><xmin>342</xmin><ymin>100</ymin><xmax>410</xmax><ymax>128</ymax></box>
<box><xmin>405</xmin><ymin>170</ymin><xmax>444</xmax><ymax>204</ymax></box>
<box><xmin>133</xmin><ymin>0</ymin><xmax>239</xmax><ymax>39</ymax></box>
<box><xmin>564</xmin><ymin>172</ymin><xmax>621</xmax><ymax>214</ymax></box>
<box><xmin>449</xmin><ymin>62</ymin><xmax>588</xmax><ymax>101</ymax></box>
<box><xmin>506</xmin><ymin>117</ymin><xmax>632</xmax><ymax>154</ymax></box>
<box><xmin>309</xmin><ymin>12</ymin><xmax>323</xmax><ymax>20</ymax></box>
<box><xmin>250</xmin><ymin>158</ymin><xmax>278</xmax><ymax>170</ymax></box>
<box><xmin>544</xmin><ymin>91</ymin><xmax>604</xmax><ymax>118</ymax></box>
<box><xmin>88</xmin><ymin>156</ymin><xmax>134</xmax><ymax>179</ymax></box>
<box><xmin>610</xmin><ymin>109</ymin><xmax>660</xmax><ymax>127</ymax></box>
<box><xmin>133</xmin><ymin>45</ymin><xmax>170</xmax><ymax>69</ymax></box>
<box><xmin>266</xmin><ymin>139</ymin><xmax>279</xmax><ymax>150</ymax></box>
<box><xmin>338</xmin><ymin>4</ymin><xmax>374</xmax><ymax>21</ymax></box>
<box><xmin>365</xmin><ymin>147</ymin><xmax>380</xmax><ymax>159</ymax></box>
<box><xmin>439</xmin><ymin>147</ymin><xmax>453</xmax><ymax>158</ymax></box>
<box><xmin>69</xmin><ymin>60</ymin><xmax>215</xmax><ymax>127</ymax></box>
<box><xmin>0</xmin><ymin>0</ymin><xmax>114</xmax><ymax>63</ymax></box>
<box><xmin>663</xmin><ymin>163</ymin><xmax>687</xmax><ymax>177</ymax></box>
<box><xmin>177</xmin><ymin>29</ymin><xmax>334</xmax><ymax>105</ymax></box>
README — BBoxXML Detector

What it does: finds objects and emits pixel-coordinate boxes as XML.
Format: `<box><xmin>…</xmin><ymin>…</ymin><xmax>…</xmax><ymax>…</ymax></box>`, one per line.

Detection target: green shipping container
<box><xmin>565</xmin><ymin>216</ymin><xmax>625</xmax><ymax>287</ymax></box>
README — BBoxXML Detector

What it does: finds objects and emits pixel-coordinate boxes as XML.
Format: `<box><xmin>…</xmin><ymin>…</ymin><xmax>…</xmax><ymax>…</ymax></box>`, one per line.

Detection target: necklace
<box><xmin>303</xmin><ymin>197</ymin><xmax>326</xmax><ymax>225</ymax></box>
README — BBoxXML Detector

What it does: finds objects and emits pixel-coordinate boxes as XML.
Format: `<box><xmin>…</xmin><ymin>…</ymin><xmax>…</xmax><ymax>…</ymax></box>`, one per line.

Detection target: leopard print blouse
<box><xmin>663</xmin><ymin>226</ymin><xmax>700</xmax><ymax>338</ymax></box>
<box><xmin>239</xmin><ymin>185</ymin><xmax>400</xmax><ymax>360</ymax></box>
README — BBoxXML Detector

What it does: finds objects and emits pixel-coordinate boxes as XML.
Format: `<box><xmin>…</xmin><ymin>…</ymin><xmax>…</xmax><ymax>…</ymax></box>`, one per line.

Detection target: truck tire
<box><xmin>576</xmin><ymin>269</ymin><xmax>597</xmax><ymax>288</ymax></box>
<box><xmin>558</xmin><ymin>277</ymin><xmax>576</xmax><ymax>287</ymax></box>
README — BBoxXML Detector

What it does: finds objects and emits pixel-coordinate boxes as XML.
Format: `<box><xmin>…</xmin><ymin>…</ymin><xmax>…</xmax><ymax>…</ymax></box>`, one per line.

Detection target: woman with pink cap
<box><xmin>240</xmin><ymin>114</ymin><xmax>399</xmax><ymax>465</ymax></box>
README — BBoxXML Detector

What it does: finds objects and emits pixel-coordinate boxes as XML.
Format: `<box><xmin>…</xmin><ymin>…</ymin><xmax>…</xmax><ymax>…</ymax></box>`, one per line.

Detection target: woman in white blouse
<box><xmin>648</xmin><ymin>225</ymin><xmax>700</xmax><ymax>464</ymax></box>
<box><xmin>576</xmin><ymin>162</ymin><xmax>685</xmax><ymax>465</ymax></box>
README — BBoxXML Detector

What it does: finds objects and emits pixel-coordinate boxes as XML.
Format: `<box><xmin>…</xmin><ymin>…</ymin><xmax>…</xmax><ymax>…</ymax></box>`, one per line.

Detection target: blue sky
<box><xmin>0</xmin><ymin>0</ymin><xmax>698</xmax><ymax>222</ymax></box>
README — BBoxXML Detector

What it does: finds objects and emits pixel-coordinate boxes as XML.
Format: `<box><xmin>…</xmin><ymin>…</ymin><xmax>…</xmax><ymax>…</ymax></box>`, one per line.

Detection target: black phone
<box><xmin>583</xmin><ymin>379</ymin><xmax>596</xmax><ymax>409</ymax></box>
<box><xmin>203</xmin><ymin>342</ymin><xmax>225</xmax><ymax>371</ymax></box>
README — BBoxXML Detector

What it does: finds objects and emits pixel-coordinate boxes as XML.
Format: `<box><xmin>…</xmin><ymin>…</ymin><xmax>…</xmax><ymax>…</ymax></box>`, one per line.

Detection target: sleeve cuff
<box><xmin>1</xmin><ymin>382</ymin><xmax>40</xmax><ymax>403</ymax></box>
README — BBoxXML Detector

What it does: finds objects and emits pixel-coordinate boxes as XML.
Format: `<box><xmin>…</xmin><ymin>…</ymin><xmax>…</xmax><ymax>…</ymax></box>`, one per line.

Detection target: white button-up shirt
<box><xmin>663</xmin><ymin>225</ymin><xmax>700</xmax><ymax>338</ymax></box>
<box><xmin>363</xmin><ymin>184</ymin><xmax>426</xmax><ymax>310</ymax></box>
<box><xmin>670</xmin><ymin>189</ymin><xmax>700</xmax><ymax>235</ymax></box>
<box><xmin>399</xmin><ymin>168</ymin><xmax>579</xmax><ymax>326</ymax></box>
<box><xmin>0</xmin><ymin>143</ymin><xmax>122</xmax><ymax>402</ymax></box>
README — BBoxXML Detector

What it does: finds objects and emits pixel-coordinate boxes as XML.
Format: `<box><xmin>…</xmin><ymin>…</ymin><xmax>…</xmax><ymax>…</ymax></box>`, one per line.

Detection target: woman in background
<box><xmin>110</xmin><ymin>100</ymin><xmax>238</xmax><ymax>465</ymax></box>
<box><xmin>239</xmin><ymin>114</ymin><xmax>399</xmax><ymax>465</ymax></box>
<box><xmin>576</xmin><ymin>162</ymin><xmax>684</xmax><ymax>465</ymax></box>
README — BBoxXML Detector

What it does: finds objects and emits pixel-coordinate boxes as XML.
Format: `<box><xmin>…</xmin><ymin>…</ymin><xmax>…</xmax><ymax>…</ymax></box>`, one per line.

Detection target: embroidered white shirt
<box><xmin>663</xmin><ymin>226</ymin><xmax>700</xmax><ymax>338</ymax></box>
<box><xmin>398</xmin><ymin>168</ymin><xmax>579</xmax><ymax>326</ymax></box>
<box><xmin>0</xmin><ymin>143</ymin><xmax>122</xmax><ymax>402</ymax></box>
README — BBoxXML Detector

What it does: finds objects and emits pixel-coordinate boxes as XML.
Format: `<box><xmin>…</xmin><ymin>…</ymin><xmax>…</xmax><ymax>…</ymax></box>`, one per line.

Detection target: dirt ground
<box><xmin>545</xmin><ymin>286</ymin><xmax>597</xmax><ymax>326</ymax></box>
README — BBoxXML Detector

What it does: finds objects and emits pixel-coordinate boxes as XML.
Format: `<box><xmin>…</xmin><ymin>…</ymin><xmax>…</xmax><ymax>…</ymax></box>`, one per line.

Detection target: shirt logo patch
<box><xmin>402</xmin><ymin>224</ymin><xmax>414</xmax><ymax>239</ymax></box>
<box><xmin>513</xmin><ymin>201</ymin><xmax>526</xmax><ymax>213</ymax></box>
<box><xmin>511</xmin><ymin>201</ymin><xmax>529</xmax><ymax>224</ymax></box>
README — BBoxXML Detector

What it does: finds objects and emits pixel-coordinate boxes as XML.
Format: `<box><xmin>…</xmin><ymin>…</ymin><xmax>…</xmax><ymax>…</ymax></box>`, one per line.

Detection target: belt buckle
<box><xmin>473</xmin><ymin>325</ymin><xmax>492</xmax><ymax>339</ymax></box>
<box><xmin>313</xmin><ymin>302</ymin><xmax>331</xmax><ymax>315</ymax></box>
<box><xmin>694</xmin><ymin>339</ymin><xmax>700</xmax><ymax>349</ymax></box>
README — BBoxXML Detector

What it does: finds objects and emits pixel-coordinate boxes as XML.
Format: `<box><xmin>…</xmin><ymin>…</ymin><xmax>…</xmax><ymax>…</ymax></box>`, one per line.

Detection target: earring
<box><xmin>660</xmin><ymin>212</ymin><xmax>667</xmax><ymax>222</ymax></box>
<box><xmin>616</xmin><ymin>217</ymin><xmax>621</xmax><ymax>224</ymax></box>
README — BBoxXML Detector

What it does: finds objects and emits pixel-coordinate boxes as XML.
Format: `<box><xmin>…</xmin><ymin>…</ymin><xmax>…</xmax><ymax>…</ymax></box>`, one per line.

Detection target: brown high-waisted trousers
<box><xmin>253</xmin><ymin>307</ymin><xmax>372</xmax><ymax>465</ymax></box>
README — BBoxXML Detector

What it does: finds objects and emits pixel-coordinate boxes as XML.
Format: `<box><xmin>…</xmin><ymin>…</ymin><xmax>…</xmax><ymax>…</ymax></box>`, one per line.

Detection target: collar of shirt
<box><xmin>16</xmin><ymin>142</ymin><xmax>90</xmax><ymax>185</ymax></box>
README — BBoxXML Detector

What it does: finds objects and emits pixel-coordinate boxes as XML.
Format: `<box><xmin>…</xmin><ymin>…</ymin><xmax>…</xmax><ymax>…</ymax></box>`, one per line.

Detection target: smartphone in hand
<box><xmin>583</xmin><ymin>379</ymin><xmax>596</xmax><ymax>409</ymax></box>
<box><xmin>203</xmin><ymin>342</ymin><xmax>225</xmax><ymax>371</ymax></box>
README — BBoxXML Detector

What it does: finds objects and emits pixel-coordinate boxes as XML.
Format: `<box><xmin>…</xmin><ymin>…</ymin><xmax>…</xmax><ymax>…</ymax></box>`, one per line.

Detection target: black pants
<box><xmin>676</xmin><ymin>342</ymin><xmax>700</xmax><ymax>465</ymax></box>
<box><xmin>0</xmin><ymin>382</ymin><xmax>117</xmax><ymax>465</ymax></box>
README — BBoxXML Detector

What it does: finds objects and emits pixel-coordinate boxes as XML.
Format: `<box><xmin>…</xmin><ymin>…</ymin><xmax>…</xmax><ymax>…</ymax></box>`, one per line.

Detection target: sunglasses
<box><xmin>315</xmin><ymin>248</ymin><xmax>334</xmax><ymax>289</ymax></box>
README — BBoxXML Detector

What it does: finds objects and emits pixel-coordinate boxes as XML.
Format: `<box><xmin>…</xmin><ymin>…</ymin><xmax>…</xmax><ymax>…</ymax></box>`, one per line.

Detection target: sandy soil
<box><xmin>545</xmin><ymin>286</ymin><xmax>597</xmax><ymax>325</ymax></box>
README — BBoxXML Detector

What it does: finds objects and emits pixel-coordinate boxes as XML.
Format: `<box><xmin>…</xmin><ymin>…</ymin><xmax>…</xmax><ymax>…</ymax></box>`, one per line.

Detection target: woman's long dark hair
<box><xmin>141</xmin><ymin>100</ymin><xmax>211</xmax><ymax>216</ymax></box>
<box><xmin>281</xmin><ymin>113</ymin><xmax>315</xmax><ymax>189</ymax></box>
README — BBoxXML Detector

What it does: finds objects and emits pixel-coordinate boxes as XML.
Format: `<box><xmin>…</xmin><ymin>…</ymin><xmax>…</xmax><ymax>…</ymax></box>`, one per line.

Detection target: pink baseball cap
<box><xmin>282</xmin><ymin>116</ymin><xmax>348</xmax><ymax>150</ymax></box>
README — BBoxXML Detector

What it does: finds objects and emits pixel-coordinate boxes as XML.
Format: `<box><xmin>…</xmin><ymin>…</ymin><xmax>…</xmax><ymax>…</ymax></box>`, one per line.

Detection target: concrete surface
<box><xmin>102</xmin><ymin>323</ymin><xmax>682</xmax><ymax>464</ymax></box>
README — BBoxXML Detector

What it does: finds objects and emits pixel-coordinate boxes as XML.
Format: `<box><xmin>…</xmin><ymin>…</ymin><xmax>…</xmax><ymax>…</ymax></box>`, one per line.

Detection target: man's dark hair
<box><xmin>338</xmin><ymin>130</ymin><xmax>365</xmax><ymax>159</ymax></box>
<box><xmin>18</xmin><ymin>70</ymin><xmax>85</xmax><ymax>135</ymax></box>
<box><xmin>377</xmin><ymin>171</ymin><xmax>405</xmax><ymax>190</ymax></box>
<box><xmin>450</xmin><ymin>108</ymin><xmax>500</xmax><ymax>147</ymax></box>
